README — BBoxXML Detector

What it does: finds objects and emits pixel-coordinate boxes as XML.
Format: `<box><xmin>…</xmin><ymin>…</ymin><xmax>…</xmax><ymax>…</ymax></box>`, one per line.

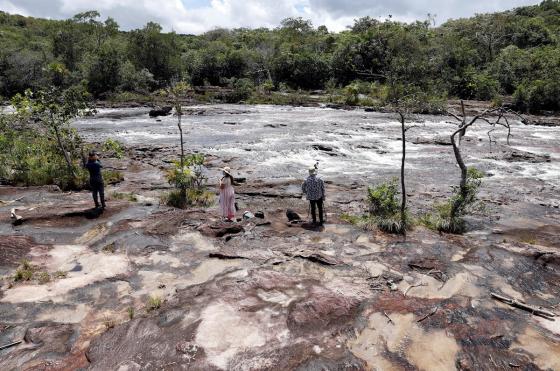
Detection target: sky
<box><xmin>0</xmin><ymin>0</ymin><xmax>541</xmax><ymax>34</ymax></box>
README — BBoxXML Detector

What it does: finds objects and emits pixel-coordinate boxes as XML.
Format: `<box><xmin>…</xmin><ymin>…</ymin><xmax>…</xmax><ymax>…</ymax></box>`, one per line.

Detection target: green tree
<box><xmin>87</xmin><ymin>40</ymin><xmax>124</xmax><ymax>96</ymax></box>
<box><xmin>12</xmin><ymin>86</ymin><xmax>94</xmax><ymax>183</ymax></box>
<box><xmin>128</xmin><ymin>22</ymin><xmax>182</xmax><ymax>85</ymax></box>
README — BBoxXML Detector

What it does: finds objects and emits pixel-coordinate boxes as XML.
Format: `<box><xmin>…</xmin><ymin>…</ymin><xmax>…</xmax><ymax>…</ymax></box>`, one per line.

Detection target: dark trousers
<box><xmin>310</xmin><ymin>198</ymin><xmax>324</xmax><ymax>224</ymax></box>
<box><xmin>91</xmin><ymin>180</ymin><xmax>105</xmax><ymax>208</ymax></box>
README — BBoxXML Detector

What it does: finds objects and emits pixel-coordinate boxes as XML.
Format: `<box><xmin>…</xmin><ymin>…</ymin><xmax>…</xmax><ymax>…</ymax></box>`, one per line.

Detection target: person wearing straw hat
<box><xmin>301</xmin><ymin>166</ymin><xmax>325</xmax><ymax>226</ymax></box>
<box><xmin>219</xmin><ymin>167</ymin><xmax>237</xmax><ymax>221</ymax></box>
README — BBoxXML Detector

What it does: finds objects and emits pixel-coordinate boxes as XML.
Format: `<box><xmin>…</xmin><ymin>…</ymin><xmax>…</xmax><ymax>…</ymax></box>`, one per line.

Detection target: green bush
<box><xmin>366</xmin><ymin>178</ymin><xmax>411</xmax><ymax>234</ymax></box>
<box><xmin>223</xmin><ymin>78</ymin><xmax>254</xmax><ymax>103</ymax></box>
<box><xmin>343</xmin><ymin>83</ymin><xmax>360</xmax><ymax>105</ymax></box>
<box><xmin>102</xmin><ymin>139</ymin><xmax>125</xmax><ymax>159</ymax></box>
<box><xmin>13</xmin><ymin>259</ymin><xmax>34</xmax><ymax>281</ymax></box>
<box><xmin>368</xmin><ymin>179</ymin><xmax>400</xmax><ymax>217</ymax></box>
<box><xmin>0</xmin><ymin>120</ymin><xmax>85</xmax><ymax>189</ymax></box>
<box><xmin>514</xmin><ymin>78</ymin><xmax>560</xmax><ymax>113</ymax></box>
<box><xmin>163</xmin><ymin>154</ymin><xmax>213</xmax><ymax>208</ymax></box>
<box><xmin>422</xmin><ymin>168</ymin><xmax>484</xmax><ymax>233</ymax></box>
<box><xmin>467</xmin><ymin>70</ymin><xmax>500</xmax><ymax>101</ymax></box>
<box><xmin>146</xmin><ymin>295</ymin><xmax>162</xmax><ymax>312</ymax></box>
<box><xmin>162</xmin><ymin>188</ymin><xmax>214</xmax><ymax>208</ymax></box>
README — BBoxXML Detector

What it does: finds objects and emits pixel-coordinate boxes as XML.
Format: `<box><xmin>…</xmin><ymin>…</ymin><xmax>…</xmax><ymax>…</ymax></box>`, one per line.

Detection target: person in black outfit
<box><xmin>83</xmin><ymin>151</ymin><xmax>105</xmax><ymax>209</ymax></box>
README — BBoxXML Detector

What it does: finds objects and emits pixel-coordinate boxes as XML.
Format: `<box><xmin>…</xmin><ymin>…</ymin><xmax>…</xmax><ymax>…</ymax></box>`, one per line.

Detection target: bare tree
<box><xmin>160</xmin><ymin>81</ymin><xmax>192</xmax><ymax>200</ymax></box>
<box><xmin>446</xmin><ymin>101</ymin><xmax>526</xmax><ymax>225</ymax></box>
<box><xmin>396</xmin><ymin>110</ymin><xmax>421</xmax><ymax>236</ymax></box>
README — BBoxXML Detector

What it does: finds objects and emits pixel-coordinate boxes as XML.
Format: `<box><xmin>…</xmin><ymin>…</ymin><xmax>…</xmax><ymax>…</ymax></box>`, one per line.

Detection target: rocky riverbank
<box><xmin>1</xmin><ymin>104</ymin><xmax>559</xmax><ymax>370</ymax></box>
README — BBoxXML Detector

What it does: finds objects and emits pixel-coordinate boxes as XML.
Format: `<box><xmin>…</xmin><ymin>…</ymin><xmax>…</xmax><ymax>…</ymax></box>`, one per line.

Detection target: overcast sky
<box><xmin>0</xmin><ymin>0</ymin><xmax>540</xmax><ymax>34</ymax></box>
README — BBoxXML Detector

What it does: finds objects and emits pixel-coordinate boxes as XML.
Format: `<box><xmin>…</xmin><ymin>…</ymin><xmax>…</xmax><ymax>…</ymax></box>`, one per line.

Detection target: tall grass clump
<box><xmin>421</xmin><ymin>168</ymin><xmax>484</xmax><ymax>234</ymax></box>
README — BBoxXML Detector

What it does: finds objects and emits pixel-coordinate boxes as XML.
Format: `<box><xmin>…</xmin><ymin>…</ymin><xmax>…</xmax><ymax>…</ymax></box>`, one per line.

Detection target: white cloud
<box><xmin>0</xmin><ymin>0</ymin><xmax>541</xmax><ymax>34</ymax></box>
<box><xmin>0</xmin><ymin>0</ymin><xmax>30</xmax><ymax>15</ymax></box>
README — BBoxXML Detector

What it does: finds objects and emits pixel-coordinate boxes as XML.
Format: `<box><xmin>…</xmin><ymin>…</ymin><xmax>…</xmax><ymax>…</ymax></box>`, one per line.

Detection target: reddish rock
<box><xmin>287</xmin><ymin>286</ymin><xmax>360</xmax><ymax>334</ymax></box>
<box><xmin>0</xmin><ymin>235</ymin><xmax>49</xmax><ymax>268</ymax></box>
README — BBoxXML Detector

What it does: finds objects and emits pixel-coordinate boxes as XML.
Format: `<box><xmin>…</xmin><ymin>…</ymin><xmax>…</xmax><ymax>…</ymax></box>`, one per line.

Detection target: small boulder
<box><xmin>286</xmin><ymin>209</ymin><xmax>301</xmax><ymax>222</ymax></box>
<box><xmin>197</xmin><ymin>222</ymin><xmax>244</xmax><ymax>238</ymax></box>
<box><xmin>149</xmin><ymin>106</ymin><xmax>172</xmax><ymax>117</ymax></box>
<box><xmin>312</xmin><ymin>144</ymin><xmax>334</xmax><ymax>152</ymax></box>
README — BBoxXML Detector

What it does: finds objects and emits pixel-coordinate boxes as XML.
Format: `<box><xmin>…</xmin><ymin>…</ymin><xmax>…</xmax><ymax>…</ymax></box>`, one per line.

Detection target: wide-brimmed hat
<box><xmin>221</xmin><ymin>167</ymin><xmax>232</xmax><ymax>176</ymax></box>
<box><xmin>308</xmin><ymin>167</ymin><xmax>317</xmax><ymax>175</ymax></box>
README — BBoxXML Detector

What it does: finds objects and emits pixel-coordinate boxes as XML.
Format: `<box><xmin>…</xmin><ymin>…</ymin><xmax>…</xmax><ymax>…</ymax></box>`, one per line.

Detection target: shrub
<box><xmin>104</xmin><ymin>316</ymin><xmax>116</xmax><ymax>329</ymax></box>
<box><xmin>162</xmin><ymin>189</ymin><xmax>188</xmax><ymax>209</ymax></box>
<box><xmin>13</xmin><ymin>259</ymin><xmax>34</xmax><ymax>281</ymax></box>
<box><xmin>468</xmin><ymin>71</ymin><xmax>499</xmax><ymax>101</ymax></box>
<box><xmin>368</xmin><ymin>179</ymin><xmax>400</xmax><ymax>217</ymax></box>
<box><xmin>0</xmin><ymin>106</ymin><xmax>116</xmax><ymax>191</ymax></box>
<box><xmin>102</xmin><ymin>139</ymin><xmax>125</xmax><ymax>159</ymax></box>
<box><xmin>514</xmin><ymin>79</ymin><xmax>560</xmax><ymax>113</ymax></box>
<box><xmin>366</xmin><ymin>178</ymin><xmax>411</xmax><ymax>234</ymax></box>
<box><xmin>38</xmin><ymin>271</ymin><xmax>50</xmax><ymax>284</ymax></box>
<box><xmin>127</xmin><ymin>307</ymin><xmax>135</xmax><ymax>319</ymax></box>
<box><xmin>103</xmin><ymin>169</ymin><xmax>125</xmax><ymax>185</ymax></box>
<box><xmin>162</xmin><ymin>188</ymin><xmax>214</xmax><ymax>208</ymax></box>
<box><xmin>164</xmin><ymin>154</ymin><xmax>213</xmax><ymax>208</ymax></box>
<box><xmin>224</xmin><ymin>78</ymin><xmax>254</xmax><ymax>103</ymax></box>
<box><xmin>54</xmin><ymin>270</ymin><xmax>67</xmax><ymax>278</ymax></box>
<box><xmin>343</xmin><ymin>83</ymin><xmax>359</xmax><ymax>105</ymax></box>
<box><xmin>102</xmin><ymin>242</ymin><xmax>116</xmax><ymax>253</ymax></box>
<box><xmin>422</xmin><ymin>168</ymin><xmax>484</xmax><ymax>233</ymax></box>
<box><xmin>146</xmin><ymin>295</ymin><xmax>162</xmax><ymax>312</ymax></box>
<box><xmin>14</xmin><ymin>268</ymin><xmax>33</xmax><ymax>281</ymax></box>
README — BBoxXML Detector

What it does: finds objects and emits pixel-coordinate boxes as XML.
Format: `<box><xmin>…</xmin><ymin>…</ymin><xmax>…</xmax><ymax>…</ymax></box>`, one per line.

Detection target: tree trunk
<box><xmin>177</xmin><ymin>111</ymin><xmax>187</xmax><ymax>199</ymax></box>
<box><xmin>54</xmin><ymin>126</ymin><xmax>76</xmax><ymax>180</ymax></box>
<box><xmin>178</xmin><ymin>114</ymin><xmax>185</xmax><ymax>169</ymax></box>
<box><xmin>459</xmin><ymin>100</ymin><xmax>467</xmax><ymax>142</ymax></box>
<box><xmin>450</xmin><ymin>126</ymin><xmax>468</xmax><ymax>221</ymax></box>
<box><xmin>399</xmin><ymin>112</ymin><xmax>406</xmax><ymax>235</ymax></box>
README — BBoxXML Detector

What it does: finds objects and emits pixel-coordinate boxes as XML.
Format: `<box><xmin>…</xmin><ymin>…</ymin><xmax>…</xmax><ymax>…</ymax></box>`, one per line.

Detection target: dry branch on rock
<box><xmin>491</xmin><ymin>293</ymin><xmax>556</xmax><ymax>320</ymax></box>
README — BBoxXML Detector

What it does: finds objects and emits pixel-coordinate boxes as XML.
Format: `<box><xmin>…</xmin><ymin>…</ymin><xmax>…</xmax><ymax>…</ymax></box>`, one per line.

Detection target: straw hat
<box><xmin>221</xmin><ymin>167</ymin><xmax>232</xmax><ymax>176</ymax></box>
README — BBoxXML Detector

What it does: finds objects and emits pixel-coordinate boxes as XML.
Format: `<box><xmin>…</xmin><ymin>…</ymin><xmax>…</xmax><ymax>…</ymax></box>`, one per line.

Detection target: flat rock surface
<box><xmin>1</xmin><ymin>104</ymin><xmax>559</xmax><ymax>370</ymax></box>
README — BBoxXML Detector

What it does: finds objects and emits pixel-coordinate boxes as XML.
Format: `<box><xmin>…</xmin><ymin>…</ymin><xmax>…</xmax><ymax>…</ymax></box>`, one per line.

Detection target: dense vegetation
<box><xmin>0</xmin><ymin>87</ymin><xmax>123</xmax><ymax>190</ymax></box>
<box><xmin>1</xmin><ymin>1</ymin><xmax>559</xmax><ymax>112</ymax></box>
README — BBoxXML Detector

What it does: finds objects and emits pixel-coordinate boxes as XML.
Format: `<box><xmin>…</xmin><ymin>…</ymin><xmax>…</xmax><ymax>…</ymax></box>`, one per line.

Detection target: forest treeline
<box><xmin>1</xmin><ymin>0</ymin><xmax>559</xmax><ymax>112</ymax></box>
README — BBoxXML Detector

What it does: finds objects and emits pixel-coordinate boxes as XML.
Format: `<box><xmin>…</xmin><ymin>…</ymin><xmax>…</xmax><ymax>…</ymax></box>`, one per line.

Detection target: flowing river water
<box><xmin>74</xmin><ymin>104</ymin><xmax>560</xmax><ymax>186</ymax></box>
